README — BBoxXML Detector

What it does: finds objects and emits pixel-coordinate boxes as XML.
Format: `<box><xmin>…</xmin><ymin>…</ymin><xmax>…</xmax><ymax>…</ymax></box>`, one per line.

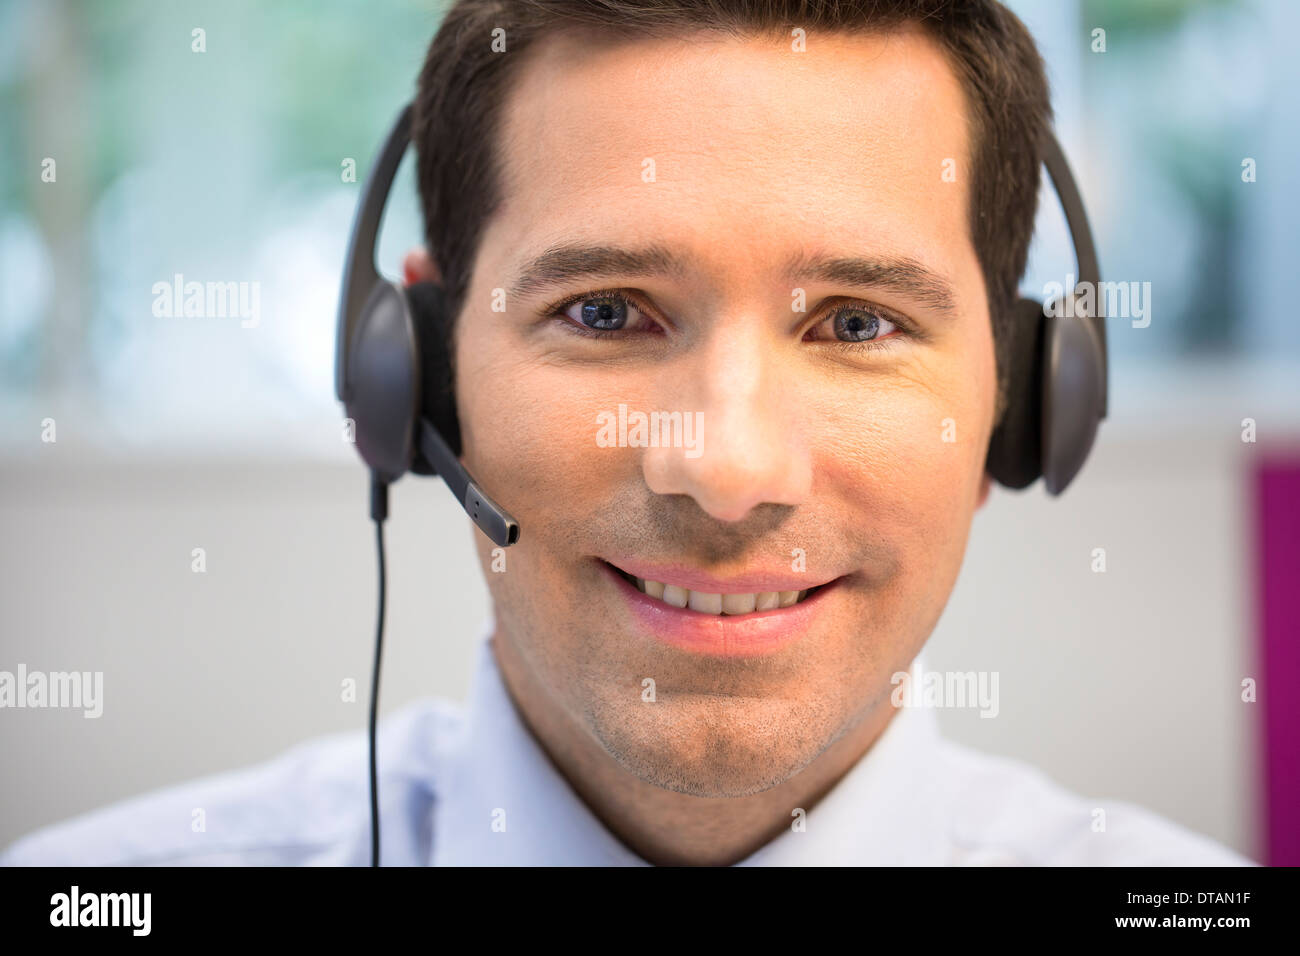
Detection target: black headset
<box><xmin>334</xmin><ymin>102</ymin><xmax>519</xmax><ymax>549</ymax></box>
<box><xmin>335</xmin><ymin>102</ymin><xmax>1107</xmax><ymax>865</ymax></box>
<box><xmin>338</xmin><ymin>103</ymin><xmax>1106</xmax><ymax>508</ymax></box>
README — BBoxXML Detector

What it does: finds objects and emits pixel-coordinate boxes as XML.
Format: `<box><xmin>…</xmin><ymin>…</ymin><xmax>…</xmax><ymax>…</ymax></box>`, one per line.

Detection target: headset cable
<box><xmin>368</xmin><ymin>473</ymin><xmax>389</xmax><ymax>867</ymax></box>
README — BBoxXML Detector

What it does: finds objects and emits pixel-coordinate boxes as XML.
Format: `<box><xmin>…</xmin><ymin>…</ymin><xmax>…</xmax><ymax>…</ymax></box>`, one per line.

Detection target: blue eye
<box><xmin>832</xmin><ymin>306</ymin><xmax>895</xmax><ymax>342</ymax></box>
<box><xmin>571</xmin><ymin>295</ymin><xmax>630</xmax><ymax>330</ymax></box>
<box><xmin>548</xmin><ymin>289</ymin><xmax>663</xmax><ymax>340</ymax></box>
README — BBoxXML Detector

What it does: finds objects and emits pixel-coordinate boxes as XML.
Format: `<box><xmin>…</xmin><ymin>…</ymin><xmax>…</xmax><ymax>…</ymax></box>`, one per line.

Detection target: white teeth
<box><xmin>661</xmin><ymin>584</ymin><xmax>689</xmax><ymax>609</ymax></box>
<box><xmin>687</xmin><ymin>591</ymin><xmax>723</xmax><ymax>613</ymax></box>
<box><xmin>721</xmin><ymin>592</ymin><xmax>757</xmax><ymax>615</ymax></box>
<box><xmin>627</xmin><ymin>572</ymin><xmax>814</xmax><ymax>616</ymax></box>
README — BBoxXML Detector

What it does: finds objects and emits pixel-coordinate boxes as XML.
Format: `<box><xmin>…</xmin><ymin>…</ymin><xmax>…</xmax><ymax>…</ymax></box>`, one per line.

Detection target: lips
<box><xmin>598</xmin><ymin>559</ymin><xmax>840</xmax><ymax>657</ymax></box>
<box><xmin>606</xmin><ymin>563</ymin><xmax>818</xmax><ymax>614</ymax></box>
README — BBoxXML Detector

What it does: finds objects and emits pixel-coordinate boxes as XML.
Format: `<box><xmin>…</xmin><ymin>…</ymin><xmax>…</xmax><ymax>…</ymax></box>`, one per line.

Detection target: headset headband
<box><xmin>337</xmin><ymin>104</ymin><xmax>416</xmax><ymax>405</ymax></box>
<box><xmin>1041</xmin><ymin>131</ymin><xmax>1107</xmax><ymax>416</ymax></box>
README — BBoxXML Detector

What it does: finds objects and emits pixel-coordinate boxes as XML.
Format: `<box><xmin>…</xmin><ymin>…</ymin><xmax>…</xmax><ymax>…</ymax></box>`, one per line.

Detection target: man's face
<box><xmin>454</xmin><ymin>26</ymin><xmax>996</xmax><ymax>797</ymax></box>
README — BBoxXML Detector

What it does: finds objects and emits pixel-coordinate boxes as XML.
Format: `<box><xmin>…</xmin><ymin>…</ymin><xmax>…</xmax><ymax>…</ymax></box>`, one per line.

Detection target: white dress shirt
<box><xmin>1</xmin><ymin>618</ymin><xmax>1253</xmax><ymax>866</ymax></box>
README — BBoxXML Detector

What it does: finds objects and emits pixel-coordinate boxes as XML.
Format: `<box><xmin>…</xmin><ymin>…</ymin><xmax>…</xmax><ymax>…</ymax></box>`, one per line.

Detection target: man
<box><xmin>3</xmin><ymin>0</ymin><xmax>1250</xmax><ymax>866</ymax></box>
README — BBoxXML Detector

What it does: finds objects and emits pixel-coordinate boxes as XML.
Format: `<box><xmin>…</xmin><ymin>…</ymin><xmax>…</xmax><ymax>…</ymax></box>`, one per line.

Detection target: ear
<box><xmin>403</xmin><ymin>246</ymin><xmax>440</xmax><ymax>287</ymax></box>
<box><xmin>976</xmin><ymin>472</ymin><xmax>992</xmax><ymax>510</ymax></box>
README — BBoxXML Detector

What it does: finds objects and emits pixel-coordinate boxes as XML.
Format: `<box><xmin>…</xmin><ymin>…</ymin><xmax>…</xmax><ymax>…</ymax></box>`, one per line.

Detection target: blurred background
<box><xmin>1</xmin><ymin>0</ymin><xmax>1296</xmax><ymax>863</ymax></box>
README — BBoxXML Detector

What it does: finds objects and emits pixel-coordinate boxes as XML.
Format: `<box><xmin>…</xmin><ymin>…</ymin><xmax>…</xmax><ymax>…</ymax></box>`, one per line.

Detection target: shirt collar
<box><xmin>432</xmin><ymin>619</ymin><xmax>948</xmax><ymax>866</ymax></box>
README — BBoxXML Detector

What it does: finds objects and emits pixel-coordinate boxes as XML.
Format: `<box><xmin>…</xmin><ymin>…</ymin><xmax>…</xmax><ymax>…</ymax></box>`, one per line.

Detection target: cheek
<box><xmin>811</xmin><ymin>355</ymin><xmax>994</xmax><ymax>559</ymax></box>
<box><xmin>454</xmin><ymin>334</ymin><xmax>640</xmax><ymax>541</ymax></box>
<box><xmin>456</xmin><ymin>337</ymin><xmax>608</xmax><ymax>649</ymax></box>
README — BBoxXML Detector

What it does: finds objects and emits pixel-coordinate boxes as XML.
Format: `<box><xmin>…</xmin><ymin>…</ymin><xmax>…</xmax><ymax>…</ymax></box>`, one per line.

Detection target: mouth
<box><xmin>597</xmin><ymin>558</ymin><xmax>842</xmax><ymax>657</ymax></box>
<box><xmin>604</xmin><ymin>562</ymin><xmax>823</xmax><ymax>614</ymax></box>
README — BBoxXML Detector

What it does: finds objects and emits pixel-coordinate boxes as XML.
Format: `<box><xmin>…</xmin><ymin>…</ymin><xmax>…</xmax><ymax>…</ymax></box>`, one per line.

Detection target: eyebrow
<box><xmin>507</xmin><ymin>242</ymin><xmax>958</xmax><ymax>318</ymax></box>
<box><xmin>508</xmin><ymin>243</ymin><xmax>686</xmax><ymax>300</ymax></box>
<box><xmin>782</xmin><ymin>249</ymin><xmax>958</xmax><ymax>318</ymax></box>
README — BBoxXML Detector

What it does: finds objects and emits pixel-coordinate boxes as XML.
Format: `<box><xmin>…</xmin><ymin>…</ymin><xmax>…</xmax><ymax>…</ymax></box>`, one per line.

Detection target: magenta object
<box><xmin>1257</xmin><ymin>452</ymin><xmax>1300</xmax><ymax>866</ymax></box>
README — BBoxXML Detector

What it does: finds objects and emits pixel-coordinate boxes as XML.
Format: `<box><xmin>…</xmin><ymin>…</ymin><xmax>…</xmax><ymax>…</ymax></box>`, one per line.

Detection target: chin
<box><xmin>586</xmin><ymin>691</ymin><xmax>839</xmax><ymax>798</ymax></box>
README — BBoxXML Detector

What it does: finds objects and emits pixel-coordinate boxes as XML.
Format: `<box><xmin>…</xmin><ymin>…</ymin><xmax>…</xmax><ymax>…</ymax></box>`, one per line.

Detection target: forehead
<box><xmin>486</xmin><ymin>25</ymin><xmax>975</xmax><ymax>297</ymax></box>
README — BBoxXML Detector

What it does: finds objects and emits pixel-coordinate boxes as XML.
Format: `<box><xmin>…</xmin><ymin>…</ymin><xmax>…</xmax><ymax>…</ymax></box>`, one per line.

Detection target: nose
<box><xmin>642</xmin><ymin>329</ymin><xmax>812</xmax><ymax>522</ymax></box>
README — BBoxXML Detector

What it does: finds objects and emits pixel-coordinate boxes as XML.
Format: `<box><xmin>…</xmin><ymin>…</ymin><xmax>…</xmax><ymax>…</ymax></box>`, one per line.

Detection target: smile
<box><xmin>606</xmin><ymin>563</ymin><xmax>817</xmax><ymax>615</ymax></box>
<box><xmin>597</xmin><ymin>559</ymin><xmax>842</xmax><ymax>657</ymax></box>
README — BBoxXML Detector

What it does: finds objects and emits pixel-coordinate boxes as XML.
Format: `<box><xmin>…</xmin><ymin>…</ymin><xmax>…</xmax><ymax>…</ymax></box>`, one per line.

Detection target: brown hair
<box><xmin>413</xmin><ymin>0</ymin><xmax>1052</xmax><ymax>423</ymax></box>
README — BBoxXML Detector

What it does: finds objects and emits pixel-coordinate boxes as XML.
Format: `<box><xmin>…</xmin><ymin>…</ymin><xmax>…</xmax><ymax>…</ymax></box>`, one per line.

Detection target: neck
<box><xmin>489</xmin><ymin>629</ymin><xmax>898</xmax><ymax>867</ymax></box>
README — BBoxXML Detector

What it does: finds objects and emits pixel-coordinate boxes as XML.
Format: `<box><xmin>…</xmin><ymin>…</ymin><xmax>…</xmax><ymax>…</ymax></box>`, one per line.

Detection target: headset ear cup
<box><xmin>986</xmin><ymin>297</ymin><xmax>1048</xmax><ymax>490</ymax></box>
<box><xmin>1041</xmin><ymin>301</ymin><xmax>1106</xmax><ymax>495</ymax></box>
<box><xmin>344</xmin><ymin>280</ymin><xmax>420</xmax><ymax>482</ymax></box>
<box><xmin>405</xmin><ymin>281</ymin><xmax>462</xmax><ymax>474</ymax></box>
